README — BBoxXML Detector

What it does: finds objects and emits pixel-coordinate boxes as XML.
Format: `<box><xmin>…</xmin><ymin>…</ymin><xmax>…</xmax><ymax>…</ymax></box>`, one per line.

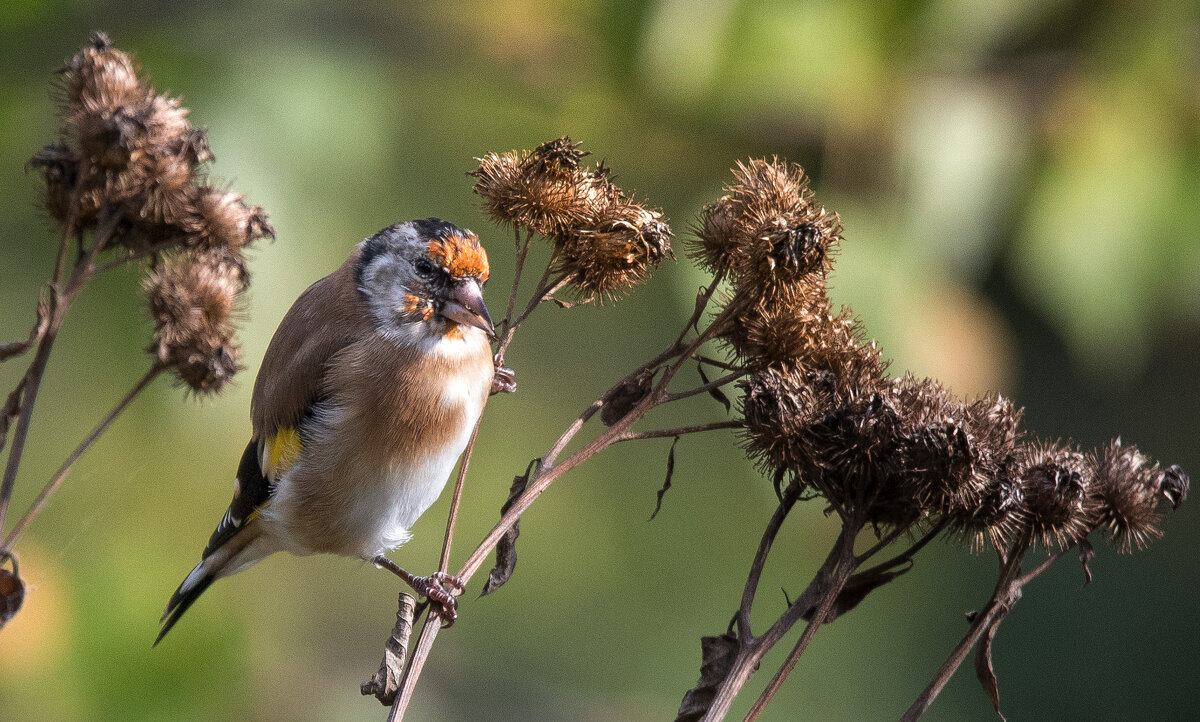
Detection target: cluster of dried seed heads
<box><xmin>471</xmin><ymin>137</ymin><xmax>672</xmax><ymax>300</ymax></box>
<box><xmin>30</xmin><ymin>33</ymin><xmax>272</xmax><ymax>393</ymax></box>
<box><xmin>715</xmin><ymin>157</ymin><xmax>1188</xmax><ymax>553</ymax></box>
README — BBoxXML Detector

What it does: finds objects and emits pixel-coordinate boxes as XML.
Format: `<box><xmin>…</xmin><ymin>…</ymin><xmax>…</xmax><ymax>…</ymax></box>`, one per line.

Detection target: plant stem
<box><xmin>899</xmin><ymin>537</ymin><xmax>1032</xmax><ymax>721</ymax></box>
<box><xmin>0</xmin><ymin>364</ymin><xmax>163</xmax><ymax>556</ymax></box>
<box><xmin>701</xmin><ymin>521</ymin><xmax>861</xmax><ymax>722</ymax></box>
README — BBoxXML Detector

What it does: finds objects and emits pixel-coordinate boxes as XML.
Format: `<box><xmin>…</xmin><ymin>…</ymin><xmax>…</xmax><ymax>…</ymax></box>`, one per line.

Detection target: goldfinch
<box><xmin>157</xmin><ymin>219</ymin><xmax>511</xmax><ymax>644</ymax></box>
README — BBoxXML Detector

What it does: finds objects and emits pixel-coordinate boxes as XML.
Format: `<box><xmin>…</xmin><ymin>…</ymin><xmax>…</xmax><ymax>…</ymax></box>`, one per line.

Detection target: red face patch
<box><xmin>428</xmin><ymin>233</ymin><xmax>489</xmax><ymax>281</ymax></box>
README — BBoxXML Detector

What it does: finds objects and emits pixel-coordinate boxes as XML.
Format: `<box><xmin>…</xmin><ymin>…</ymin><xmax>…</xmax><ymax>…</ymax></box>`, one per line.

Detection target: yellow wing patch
<box><xmin>265</xmin><ymin>426</ymin><xmax>303</xmax><ymax>480</ymax></box>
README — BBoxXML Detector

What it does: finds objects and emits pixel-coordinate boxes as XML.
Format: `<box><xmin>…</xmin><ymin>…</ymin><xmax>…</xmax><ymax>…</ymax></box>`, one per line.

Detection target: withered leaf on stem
<box><xmin>801</xmin><ymin>561</ymin><xmax>913</xmax><ymax>623</ymax></box>
<box><xmin>481</xmin><ymin>461</ymin><xmax>537</xmax><ymax>596</ymax></box>
<box><xmin>696</xmin><ymin>363</ymin><xmax>731</xmax><ymax>413</ymax></box>
<box><xmin>360</xmin><ymin>593</ymin><xmax>417</xmax><ymax>706</ymax></box>
<box><xmin>1078</xmin><ymin>537</ymin><xmax>1095</xmax><ymax>585</ymax></box>
<box><xmin>650</xmin><ymin>436</ymin><xmax>680</xmax><ymax>521</ymax></box>
<box><xmin>601</xmin><ymin>368</ymin><xmax>654</xmax><ymax>426</ymax></box>
<box><xmin>975</xmin><ymin>618</ymin><xmax>1008</xmax><ymax>721</ymax></box>
<box><xmin>676</xmin><ymin>632</ymin><xmax>740</xmax><ymax>722</ymax></box>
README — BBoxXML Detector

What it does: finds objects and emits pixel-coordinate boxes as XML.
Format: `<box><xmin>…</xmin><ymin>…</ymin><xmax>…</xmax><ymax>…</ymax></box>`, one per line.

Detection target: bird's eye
<box><xmin>414</xmin><ymin>258</ymin><xmax>436</xmax><ymax>278</ymax></box>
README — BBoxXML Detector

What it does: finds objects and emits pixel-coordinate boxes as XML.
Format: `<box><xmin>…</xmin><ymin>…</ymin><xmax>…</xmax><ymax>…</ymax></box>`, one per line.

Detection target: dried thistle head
<box><xmin>183</xmin><ymin>186</ymin><xmax>274</xmax><ymax>251</ymax></box>
<box><xmin>145</xmin><ymin>248</ymin><xmax>246</xmax><ymax>393</ymax></box>
<box><xmin>889</xmin><ymin>376</ymin><xmax>975</xmax><ymax>511</ymax></box>
<box><xmin>471</xmin><ymin>137</ymin><xmax>619</xmax><ymax>237</ymax></box>
<box><xmin>1016</xmin><ymin>440</ymin><xmax>1091</xmax><ymax>550</ymax></box>
<box><xmin>689</xmin><ymin>159</ymin><xmax>840</xmax><ymax>286</ymax></box>
<box><xmin>939</xmin><ymin>393</ymin><xmax>1025</xmax><ymax>550</ymax></box>
<box><xmin>739</xmin><ymin>363</ymin><xmax>833</xmax><ymax>477</ymax></box>
<box><xmin>723</xmin><ymin>292</ymin><xmax>886</xmax><ymax>395</ymax></box>
<box><xmin>1085</xmin><ymin>441</ymin><xmax>1189</xmax><ymax>553</ymax></box>
<box><xmin>63</xmin><ymin>32</ymin><xmax>144</xmax><ymax>113</ymax></box>
<box><xmin>557</xmin><ymin>201</ymin><xmax>673</xmax><ymax>300</ymax></box>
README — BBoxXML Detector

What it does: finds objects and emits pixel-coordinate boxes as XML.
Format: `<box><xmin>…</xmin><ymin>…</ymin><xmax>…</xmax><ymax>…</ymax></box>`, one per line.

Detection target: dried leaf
<box><xmin>601</xmin><ymin>368</ymin><xmax>654</xmax><ymax>426</ymax></box>
<box><xmin>697</xmin><ymin>363</ymin><xmax>731</xmax><ymax>413</ymax></box>
<box><xmin>481</xmin><ymin>460</ymin><xmax>536</xmax><ymax>596</ymax></box>
<box><xmin>650</xmin><ymin>437</ymin><xmax>679</xmax><ymax>521</ymax></box>
<box><xmin>1078</xmin><ymin>537</ymin><xmax>1095</xmax><ymax>585</ymax></box>
<box><xmin>802</xmin><ymin>561</ymin><xmax>913</xmax><ymax>623</ymax></box>
<box><xmin>2</xmin><ymin>381</ymin><xmax>25</xmax><ymax>453</ymax></box>
<box><xmin>691</xmin><ymin>286</ymin><xmax>708</xmax><ymax>334</ymax></box>
<box><xmin>360</xmin><ymin>593</ymin><xmax>416</xmax><ymax>705</ymax></box>
<box><xmin>975</xmin><ymin>620</ymin><xmax>1008</xmax><ymax>721</ymax></box>
<box><xmin>0</xmin><ymin>560</ymin><xmax>25</xmax><ymax>629</ymax></box>
<box><xmin>676</xmin><ymin>632</ymin><xmax>740</xmax><ymax>722</ymax></box>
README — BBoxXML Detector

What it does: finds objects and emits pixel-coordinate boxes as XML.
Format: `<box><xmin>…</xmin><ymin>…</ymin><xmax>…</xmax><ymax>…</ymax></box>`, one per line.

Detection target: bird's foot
<box><xmin>410</xmin><ymin>571</ymin><xmax>465</xmax><ymax>626</ymax></box>
<box><xmin>372</xmin><ymin>556</ymin><xmax>464</xmax><ymax>626</ymax></box>
<box><xmin>491</xmin><ymin>364</ymin><xmax>516</xmax><ymax>395</ymax></box>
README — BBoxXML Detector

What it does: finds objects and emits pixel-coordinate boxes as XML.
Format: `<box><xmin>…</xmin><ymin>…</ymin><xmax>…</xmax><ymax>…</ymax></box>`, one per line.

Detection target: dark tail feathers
<box><xmin>154</xmin><ymin>571</ymin><xmax>216</xmax><ymax>646</ymax></box>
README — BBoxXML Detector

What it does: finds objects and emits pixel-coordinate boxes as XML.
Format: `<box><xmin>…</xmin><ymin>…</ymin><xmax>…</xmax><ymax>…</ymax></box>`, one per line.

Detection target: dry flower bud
<box><xmin>739</xmin><ymin>363</ymin><xmax>830</xmax><ymax>476</ymax></box>
<box><xmin>1087</xmin><ymin>441</ymin><xmax>1166</xmax><ymax>552</ymax></box>
<box><xmin>471</xmin><ymin>137</ymin><xmax>620</xmax><ymax>237</ymax></box>
<box><xmin>558</xmin><ymin>202</ymin><xmax>673</xmax><ymax>300</ymax></box>
<box><xmin>690</xmin><ymin>159</ymin><xmax>840</xmax><ymax>288</ymax></box>
<box><xmin>63</xmin><ymin>32</ymin><xmax>144</xmax><ymax>116</ymax></box>
<box><xmin>184</xmin><ymin>186</ymin><xmax>274</xmax><ymax>251</ymax></box>
<box><xmin>145</xmin><ymin>248</ymin><xmax>246</xmax><ymax>393</ymax></box>
<box><xmin>692</xmin><ymin>196</ymin><xmax>742</xmax><ymax>274</ymax></box>
<box><xmin>1016</xmin><ymin>441</ymin><xmax>1091</xmax><ymax>550</ymax></box>
<box><xmin>947</xmin><ymin>465</ymin><xmax>1024</xmax><ymax>551</ymax></box>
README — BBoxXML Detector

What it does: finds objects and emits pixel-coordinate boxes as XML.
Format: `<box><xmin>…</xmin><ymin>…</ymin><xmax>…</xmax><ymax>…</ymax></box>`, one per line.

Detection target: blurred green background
<box><xmin>2</xmin><ymin>1</ymin><xmax>1198</xmax><ymax>720</ymax></box>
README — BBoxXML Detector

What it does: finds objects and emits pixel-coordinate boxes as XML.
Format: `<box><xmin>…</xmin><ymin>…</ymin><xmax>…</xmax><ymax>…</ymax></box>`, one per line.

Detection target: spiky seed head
<box><xmin>145</xmin><ymin>248</ymin><xmax>246</xmax><ymax>393</ymax></box>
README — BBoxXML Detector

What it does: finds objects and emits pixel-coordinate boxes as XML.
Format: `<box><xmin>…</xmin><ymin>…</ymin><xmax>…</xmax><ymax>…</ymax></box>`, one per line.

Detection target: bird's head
<box><xmin>354</xmin><ymin>219</ymin><xmax>494</xmax><ymax>346</ymax></box>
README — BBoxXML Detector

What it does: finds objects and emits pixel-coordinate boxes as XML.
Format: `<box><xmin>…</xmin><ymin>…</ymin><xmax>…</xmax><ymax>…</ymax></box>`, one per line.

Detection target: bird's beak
<box><xmin>441</xmin><ymin>278</ymin><xmax>495</xmax><ymax>339</ymax></box>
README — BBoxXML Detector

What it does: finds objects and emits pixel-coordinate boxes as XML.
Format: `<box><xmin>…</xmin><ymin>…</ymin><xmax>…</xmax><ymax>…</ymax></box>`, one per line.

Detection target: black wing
<box><xmin>202</xmin><ymin>440</ymin><xmax>273</xmax><ymax>558</ymax></box>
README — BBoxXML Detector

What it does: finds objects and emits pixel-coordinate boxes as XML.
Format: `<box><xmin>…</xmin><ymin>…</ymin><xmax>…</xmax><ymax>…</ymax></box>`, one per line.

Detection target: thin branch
<box><xmin>494</xmin><ymin>227</ymin><xmax>532</xmax><ymax>366</ymax></box>
<box><xmin>0</xmin><ymin>364</ymin><xmax>163</xmax><ymax>555</ymax></box>
<box><xmin>613</xmin><ymin>420</ymin><xmax>744</xmax><ymax>444</ymax></box>
<box><xmin>663</xmin><ymin>369</ymin><xmax>747</xmax><ymax>404</ymax></box>
<box><xmin>736</xmin><ymin>483</ymin><xmax>801</xmax><ymax>641</ymax></box>
<box><xmin>0</xmin><ymin>213</ymin><xmax>114</xmax><ymax>531</ymax></box>
<box><xmin>900</xmin><ymin>537</ymin><xmax>1032</xmax><ymax>721</ymax></box>
<box><xmin>702</xmin><ymin>520</ymin><xmax>862</xmax><ymax>721</ymax></box>
<box><xmin>437</xmin><ymin>409</ymin><xmax>486</xmax><ymax>573</ymax></box>
<box><xmin>0</xmin><ymin>307</ymin><xmax>48</xmax><ymax>362</ymax></box>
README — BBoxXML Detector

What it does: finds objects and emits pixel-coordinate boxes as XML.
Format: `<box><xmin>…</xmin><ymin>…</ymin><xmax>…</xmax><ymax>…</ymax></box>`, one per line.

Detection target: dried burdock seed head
<box><xmin>1017</xmin><ymin>440</ymin><xmax>1091</xmax><ymax>550</ymax></box>
<box><xmin>964</xmin><ymin>393</ymin><xmax>1022</xmax><ymax>454</ymax></box>
<box><xmin>471</xmin><ymin>137</ymin><xmax>620</xmax><ymax>237</ymax></box>
<box><xmin>689</xmin><ymin>158</ymin><xmax>840</xmax><ymax>285</ymax></box>
<box><xmin>558</xmin><ymin>202</ymin><xmax>673</xmax><ymax>300</ymax></box>
<box><xmin>739</xmin><ymin>363</ymin><xmax>832</xmax><ymax>477</ymax></box>
<box><xmin>724</xmin><ymin>293</ymin><xmax>886</xmax><ymax>397</ymax></box>
<box><xmin>806</xmin><ymin>391</ymin><xmax>911</xmax><ymax>523</ymax></box>
<box><xmin>890</xmin><ymin>375</ymin><xmax>978</xmax><ymax>517</ymax></box>
<box><xmin>524</xmin><ymin>136</ymin><xmax>589</xmax><ymax>175</ymax></box>
<box><xmin>722</xmin><ymin>281</ymin><xmax>829</xmax><ymax>364</ymax></box>
<box><xmin>1087</xmin><ymin>440</ymin><xmax>1166</xmax><ymax>553</ymax></box>
<box><xmin>692</xmin><ymin>196</ymin><xmax>742</xmax><ymax>275</ymax></box>
<box><xmin>184</xmin><ymin>186</ymin><xmax>274</xmax><ymax>251</ymax></box>
<box><xmin>946</xmin><ymin>460</ymin><xmax>1024</xmax><ymax>551</ymax></box>
<box><xmin>145</xmin><ymin>248</ymin><xmax>246</xmax><ymax>394</ymax></box>
<box><xmin>139</xmin><ymin>95</ymin><xmax>191</xmax><ymax>150</ymax></box>
<box><xmin>74</xmin><ymin>104</ymin><xmax>143</xmax><ymax>170</ymax></box>
<box><xmin>63</xmin><ymin>32</ymin><xmax>145</xmax><ymax>116</ymax></box>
